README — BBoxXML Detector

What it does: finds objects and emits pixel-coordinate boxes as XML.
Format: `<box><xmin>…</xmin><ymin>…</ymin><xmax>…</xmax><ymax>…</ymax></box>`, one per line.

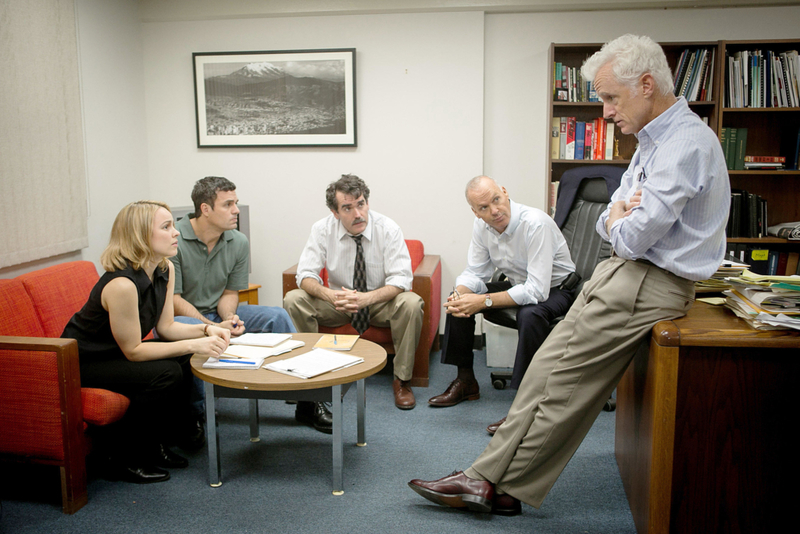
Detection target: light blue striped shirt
<box><xmin>597</xmin><ymin>97</ymin><xmax>730</xmax><ymax>281</ymax></box>
<box><xmin>455</xmin><ymin>200</ymin><xmax>575</xmax><ymax>305</ymax></box>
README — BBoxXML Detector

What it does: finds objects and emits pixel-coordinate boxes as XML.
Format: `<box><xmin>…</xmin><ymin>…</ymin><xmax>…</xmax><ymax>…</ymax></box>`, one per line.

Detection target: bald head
<box><xmin>465</xmin><ymin>175</ymin><xmax>511</xmax><ymax>233</ymax></box>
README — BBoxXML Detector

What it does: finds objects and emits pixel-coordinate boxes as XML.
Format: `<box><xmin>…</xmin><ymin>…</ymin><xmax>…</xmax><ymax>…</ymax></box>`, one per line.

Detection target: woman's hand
<box><xmin>191</xmin><ymin>333</ymin><xmax>229</xmax><ymax>358</ymax></box>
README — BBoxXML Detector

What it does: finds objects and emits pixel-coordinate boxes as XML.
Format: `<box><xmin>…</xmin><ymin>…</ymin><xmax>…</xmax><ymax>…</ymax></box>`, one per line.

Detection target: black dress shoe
<box><xmin>295</xmin><ymin>401</ymin><xmax>333</xmax><ymax>434</ymax></box>
<box><xmin>112</xmin><ymin>464</ymin><xmax>171</xmax><ymax>484</ymax></box>
<box><xmin>152</xmin><ymin>444</ymin><xmax>188</xmax><ymax>469</ymax></box>
<box><xmin>177</xmin><ymin>416</ymin><xmax>205</xmax><ymax>451</ymax></box>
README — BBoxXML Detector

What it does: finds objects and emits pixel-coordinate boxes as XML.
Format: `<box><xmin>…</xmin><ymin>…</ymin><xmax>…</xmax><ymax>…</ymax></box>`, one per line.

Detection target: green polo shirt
<box><xmin>171</xmin><ymin>215</ymin><xmax>249</xmax><ymax>315</ymax></box>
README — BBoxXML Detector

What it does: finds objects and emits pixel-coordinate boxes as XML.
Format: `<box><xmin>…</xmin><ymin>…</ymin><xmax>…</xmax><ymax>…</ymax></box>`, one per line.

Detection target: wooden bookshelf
<box><xmin>547</xmin><ymin>40</ymin><xmax>799</xmax><ymax>254</ymax></box>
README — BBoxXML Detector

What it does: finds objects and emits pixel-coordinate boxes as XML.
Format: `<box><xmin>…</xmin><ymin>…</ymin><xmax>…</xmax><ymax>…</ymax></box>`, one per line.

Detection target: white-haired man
<box><xmin>409</xmin><ymin>34</ymin><xmax>730</xmax><ymax>516</ymax></box>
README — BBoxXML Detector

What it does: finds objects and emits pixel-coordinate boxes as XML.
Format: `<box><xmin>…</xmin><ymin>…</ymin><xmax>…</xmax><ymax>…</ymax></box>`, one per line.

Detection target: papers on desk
<box><xmin>202</xmin><ymin>339</ymin><xmax>305</xmax><ymax>369</ymax></box>
<box><xmin>264</xmin><ymin>348</ymin><xmax>363</xmax><ymax>379</ymax></box>
<box><xmin>229</xmin><ymin>333</ymin><xmax>293</xmax><ymax>347</ymax></box>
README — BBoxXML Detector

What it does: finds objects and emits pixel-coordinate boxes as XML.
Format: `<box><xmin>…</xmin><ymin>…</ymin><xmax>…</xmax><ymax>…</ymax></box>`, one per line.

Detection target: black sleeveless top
<box><xmin>61</xmin><ymin>263</ymin><xmax>169</xmax><ymax>362</ymax></box>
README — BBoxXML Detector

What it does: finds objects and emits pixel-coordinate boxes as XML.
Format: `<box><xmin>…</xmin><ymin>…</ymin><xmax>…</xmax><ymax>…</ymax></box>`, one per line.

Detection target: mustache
<box><xmin>353</xmin><ymin>218</ymin><xmax>366</xmax><ymax>224</ymax></box>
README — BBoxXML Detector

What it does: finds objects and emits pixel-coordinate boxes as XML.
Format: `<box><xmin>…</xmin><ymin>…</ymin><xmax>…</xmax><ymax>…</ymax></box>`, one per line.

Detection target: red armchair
<box><xmin>283</xmin><ymin>239</ymin><xmax>441</xmax><ymax>386</ymax></box>
<box><xmin>0</xmin><ymin>262</ymin><xmax>130</xmax><ymax>514</ymax></box>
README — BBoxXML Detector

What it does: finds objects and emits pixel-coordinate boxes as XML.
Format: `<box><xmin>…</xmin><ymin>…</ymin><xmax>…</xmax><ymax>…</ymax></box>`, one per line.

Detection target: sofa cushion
<box><xmin>18</xmin><ymin>261</ymin><xmax>99</xmax><ymax>338</ymax></box>
<box><xmin>81</xmin><ymin>388</ymin><xmax>130</xmax><ymax>426</ymax></box>
<box><xmin>406</xmin><ymin>239</ymin><xmax>424</xmax><ymax>271</ymax></box>
<box><xmin>0</xmin><ymin>279</ymin><xmax>46</xmax><ymax>337</ymax></box>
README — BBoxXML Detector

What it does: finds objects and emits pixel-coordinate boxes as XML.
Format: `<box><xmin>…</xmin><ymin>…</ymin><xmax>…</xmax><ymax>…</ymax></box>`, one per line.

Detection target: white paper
<box><xmin>264</xmin><ymin>348</ymin><xmax>363</xmax><ymax>379</ymax></box>
<box><xmin>230</xmin><ymin>333</ymin><xmax>293</xmax><ymax>347</ymax></box>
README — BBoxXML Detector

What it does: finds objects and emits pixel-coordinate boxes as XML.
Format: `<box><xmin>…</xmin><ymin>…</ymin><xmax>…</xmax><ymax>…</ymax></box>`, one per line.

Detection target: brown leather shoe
<box><xmin>493</xmin><ymin>492</ymin><xmax>521</xmax><ymax>515</ymax></box>
<box><xmin>408</xmin><ymin>471</ymin><xmax>494</xmax><ymax>513</ymax></box>
<box><xmin>487</xmin><ymin>416</ymin><xmax>506</xmax><ymax>435</ymax></box>
<box><xmin>393</xmin><ymin>378</ymin><xmax>416</xmax><ymax>410</ymax></box>
<box><xmin>428</xmin><ymin>379</ymin><xmax>480</xmax><ymax>407</ymax></box>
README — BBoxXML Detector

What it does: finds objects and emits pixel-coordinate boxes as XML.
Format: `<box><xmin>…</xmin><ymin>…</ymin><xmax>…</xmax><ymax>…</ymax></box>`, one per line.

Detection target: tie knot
<box><xmin>351</xmin><ymin>235</ymin><xmax>363</xmax><ymax>244</ymax></box>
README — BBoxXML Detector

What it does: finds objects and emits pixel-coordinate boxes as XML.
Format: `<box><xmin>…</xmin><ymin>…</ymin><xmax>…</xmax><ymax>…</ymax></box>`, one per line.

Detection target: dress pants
<box><xmin>466</xmin><ymin>257</ymin><xmax>695</xmax><ymax>508</ymax></box>
<box><xmin>283</xmin><ymin>289</ymin><xmax>424</xmax><ymax>381</ymax></box>
<box><xmin>79</xmin><ymin>350</ymin><xmax>194</xmax><ymax>461</ymax></box>
<box><xmin>440</xmin><ymin>281</ymin><xmax>575</xmax><ymax>389</ymax></box>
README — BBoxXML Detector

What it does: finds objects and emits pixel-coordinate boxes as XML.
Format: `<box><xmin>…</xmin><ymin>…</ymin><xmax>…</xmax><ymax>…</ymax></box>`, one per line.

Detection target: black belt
<box><xmin>558</xmin><ymin>271</ymin><xmax>581</xmax><ymax>291</ymax></box>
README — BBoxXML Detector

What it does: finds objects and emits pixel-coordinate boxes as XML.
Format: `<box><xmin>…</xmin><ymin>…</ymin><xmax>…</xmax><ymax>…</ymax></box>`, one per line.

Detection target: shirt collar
<box><xmin>637</xmin><ymin>96</ymin><xmax>687</xmax><ymax>147</ymax></box>
<box><xmin>179</xmin><ymin>215</ymin><xmax>234</xmax><ymax>243</ymax></box>
<box><xmin>337</xmin><ymin>214</ymin><xmax>373</xmax><ymax>242</ymax></box>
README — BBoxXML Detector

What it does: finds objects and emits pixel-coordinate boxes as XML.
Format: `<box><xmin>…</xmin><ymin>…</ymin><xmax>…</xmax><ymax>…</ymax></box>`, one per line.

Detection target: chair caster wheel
<box><xmin>493</xmin><ymin>379</ymin><xmax>506</xmax><ymax>390</ymax></box>
<box><xmin>603</xmin><ymin>398</ymin><xmax>616</xmax><ymax>412</ymax></box>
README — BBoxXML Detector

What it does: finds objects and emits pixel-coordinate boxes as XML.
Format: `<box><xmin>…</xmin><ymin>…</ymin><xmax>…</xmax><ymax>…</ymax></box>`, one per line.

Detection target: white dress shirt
<box><xmin>455</xmin><ymin>200</ymin><xmax>575</xmax><ymax>306</ymax></box>
<box><xmin>296</xmin><ymin>210</ymin><xmax>413</xmax><ymax>292</ymax></box>
<box><xmin>597</xmin><ymin>97</ymin><xmax>730</xmax><ymax>281</ymax></box>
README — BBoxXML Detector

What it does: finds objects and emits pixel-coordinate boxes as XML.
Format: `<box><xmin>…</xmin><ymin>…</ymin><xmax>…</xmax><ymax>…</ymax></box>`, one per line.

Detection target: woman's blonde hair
<box><xmin>101</xmin><ymin>200</ymin><xmax>172</xmax><ymax>272</ymax></box>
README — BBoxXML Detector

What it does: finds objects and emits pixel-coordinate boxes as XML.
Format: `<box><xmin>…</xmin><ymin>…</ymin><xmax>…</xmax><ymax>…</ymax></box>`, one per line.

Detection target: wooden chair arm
<box><xmin>282</xmin><ymin>263</ymin><xmax>299</xmax><ymax>297</ymax></box>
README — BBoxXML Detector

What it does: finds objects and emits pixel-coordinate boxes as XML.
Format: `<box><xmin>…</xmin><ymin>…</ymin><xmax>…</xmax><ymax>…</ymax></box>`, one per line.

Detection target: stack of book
<box><xmin>553</xmin><ymin>63</ymin><xmax>598</xmax><ymax>102</ymax></box>
<box><xmin>744</xmin><ymin>155</ymin><xmax>785</xmax><ymax>170</ymax></box>
<box><xmin>673</xmin><ymin>48</ymin><xmax>716</xmax><ymax>102</ymax></box>
<box><xmin>722</xmin><ymin>270</ymin><xmax>800</xmax><ymax>330</ymax></box>
<box><xmin>551</xmin><ymin>117</ymin><xmax>615</xmax><ymax>161</ymax></box>
<box><xmin>719</xmin><ymin>127</ymin><xmax>747</xmax><ymax>170</ymax></box>
<box><xmin>727</xmin><ymin>188</ymin><xmax>767</xmax><ymax>239</ymax></box>
<box><xmin>725</xmin><ymin>49</ymin><xmax>800</xmax><ymax>108</ymax></box>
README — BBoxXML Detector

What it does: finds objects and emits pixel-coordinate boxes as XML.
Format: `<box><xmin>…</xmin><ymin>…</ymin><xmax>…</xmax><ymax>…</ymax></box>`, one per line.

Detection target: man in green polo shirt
<box><xmin>172</xmin><ymin>177</ymin><xmax>332</xmax><ymax>435</ymax></box>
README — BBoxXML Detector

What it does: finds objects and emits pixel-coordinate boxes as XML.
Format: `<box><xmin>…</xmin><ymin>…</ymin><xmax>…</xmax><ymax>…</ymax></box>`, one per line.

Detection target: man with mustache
<box><xmin>429</xmin><ymin>175</ymin><xmax>577</xmax><ymax>437</ymax></box>
<box><xmin>284</xmin><ymin>174</ymin><xmax>424</xmax><ymax>412</ymax></box>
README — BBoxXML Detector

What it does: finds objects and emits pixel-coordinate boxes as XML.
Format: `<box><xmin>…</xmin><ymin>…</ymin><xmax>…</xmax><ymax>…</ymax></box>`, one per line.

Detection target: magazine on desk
<box><xmin>264</xmin><ymin>348</ymin><xmax>363</xmax><ymax>379</ymax></box>
<box><xmin>202</xmin><ymin>339</ymin><xmax>305</xmax><ymax>369</ymax></box>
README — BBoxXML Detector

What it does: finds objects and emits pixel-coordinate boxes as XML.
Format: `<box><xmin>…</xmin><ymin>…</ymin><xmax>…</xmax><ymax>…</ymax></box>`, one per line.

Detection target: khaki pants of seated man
<box><xmin>284</xmin><ymin>289</ymin><xmax>424</xmax><ymax>382</ymax></box>
<box><xmin>467</xmin><ymin>257</ymin><xmax>695</xmax><ymax>508</ymax></box>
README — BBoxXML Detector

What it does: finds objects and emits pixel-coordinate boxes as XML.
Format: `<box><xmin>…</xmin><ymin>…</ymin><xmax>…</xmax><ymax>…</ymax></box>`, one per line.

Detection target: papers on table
<box><xmin>264</xmin><ymin>348</ymin><xmax>364</xmax><ymax>379</ymax></box>
<box><xmin>721</xmin><ymin>269</ymin><xmax>800</xmax><ymax>330</ymax></box>
<box><xmin>202</xmin><ymin>339</ymin><xmax>305</xmax><ymax>369</ymax></box>
<box><xmin>229</xmin><ymin>333</ymin><xmax>293</xmax><ymax>347</ymax></box>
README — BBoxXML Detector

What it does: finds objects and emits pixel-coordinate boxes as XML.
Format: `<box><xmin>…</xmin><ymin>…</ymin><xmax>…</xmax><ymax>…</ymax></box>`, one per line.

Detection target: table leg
<box><xmin>205</xmin><ymin>381</ymin><xmax>222</xmax><ymax>487</ymax></box>
<box><xmin>332</xmin><ymin>384</ymin><xmax>343</xmax><ymax>495</ymax></box>
<box><xmin>249</xmin><ymin>399</ymin><xmax>260</xmax><ymax>442</ymax></box>
<box><xmin>357</xmin><ymin>379</ymin><xmax>366</xmax><ymax>446</ymax></box>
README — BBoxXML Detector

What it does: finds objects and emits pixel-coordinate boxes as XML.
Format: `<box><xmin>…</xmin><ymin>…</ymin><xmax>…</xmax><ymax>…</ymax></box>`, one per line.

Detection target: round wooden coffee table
<box><xmin>191</xmin><ymin>333</ymin><xmax>387</xmax><ymax>494</ymax></box>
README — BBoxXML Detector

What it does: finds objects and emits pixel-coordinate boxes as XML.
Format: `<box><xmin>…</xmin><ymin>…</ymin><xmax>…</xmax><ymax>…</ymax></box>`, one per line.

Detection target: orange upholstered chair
<box><xmin>283</xmin><ymin>239</ymin><xmax>441</xmax><ymax>386</ymax></box>
<box><xmin>0</xmin><ymin>261</ymin><xmax>130</xmax><ymax>514</ymax></box>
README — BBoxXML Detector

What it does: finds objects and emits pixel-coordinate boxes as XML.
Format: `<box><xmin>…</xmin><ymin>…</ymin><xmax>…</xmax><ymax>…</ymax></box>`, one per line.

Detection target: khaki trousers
<box><xmin>283</xmin><ymin>289</ymin><xmax>424</xmax><ymax>381</ymax></box>
<box><xmin>468</xmin><ymin>257</ymin><xmax>695</xmax><ymax>508</ymax></box>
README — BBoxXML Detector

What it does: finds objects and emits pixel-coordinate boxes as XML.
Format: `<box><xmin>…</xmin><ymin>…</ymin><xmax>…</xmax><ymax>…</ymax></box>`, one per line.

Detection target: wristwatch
<box><xmin>484</xmin><ymin>295</ymin><xmax>493</xmax><ymax>308</ymax></box>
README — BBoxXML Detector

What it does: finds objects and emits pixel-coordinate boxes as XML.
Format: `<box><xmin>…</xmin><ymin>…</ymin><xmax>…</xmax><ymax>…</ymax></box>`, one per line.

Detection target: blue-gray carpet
<box><xmin>1</xmin><ymin>348</ymin><xmax>636</xmax><ymax>533</ymax></box>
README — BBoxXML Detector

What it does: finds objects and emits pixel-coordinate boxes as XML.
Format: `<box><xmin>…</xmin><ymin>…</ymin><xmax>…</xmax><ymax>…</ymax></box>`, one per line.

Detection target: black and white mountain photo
<box><xmin>202</xmin><ymin>59</ymin><xmax>347</xmax><ymax>136</ymax></box>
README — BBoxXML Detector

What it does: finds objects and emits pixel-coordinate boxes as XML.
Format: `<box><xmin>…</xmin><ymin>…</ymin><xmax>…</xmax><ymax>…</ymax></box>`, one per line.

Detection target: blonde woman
<box><xmin>62</xmin><ymin>201</ymin><xmax>230</xmax><ymax>484</ymax></box>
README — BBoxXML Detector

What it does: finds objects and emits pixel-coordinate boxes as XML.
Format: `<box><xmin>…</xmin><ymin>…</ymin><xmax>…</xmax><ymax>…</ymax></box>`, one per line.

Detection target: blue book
<box><xmin>575</xmin><ymin>122</ymin><xmax>585</xmax><ymax>160</ymax></box>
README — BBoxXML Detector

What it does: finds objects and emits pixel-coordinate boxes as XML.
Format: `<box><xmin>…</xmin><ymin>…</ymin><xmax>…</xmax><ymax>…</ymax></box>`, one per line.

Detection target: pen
<box><xmin>219</xmin><ymin>359</ymin><xmax>255</xmax><ymax>364</ymax></box>
<box><xmin>334</xmin><ymin>335</ymin><xmax>337</xmax><ymax>345</ymax></box>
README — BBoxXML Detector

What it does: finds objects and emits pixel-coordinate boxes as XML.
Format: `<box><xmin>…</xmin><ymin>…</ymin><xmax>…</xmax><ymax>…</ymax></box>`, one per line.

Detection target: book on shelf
<box><xmin>604</xmin><ymin>121</ymin><xmax>614</xmax><ymax>160</ymax></box>
<box><xmin>549</xmin><ymin>181</ymin><xmax>559</xmax><ymax>218</ymax></box>
<box><xmin>575</xmin><ymin>121</ymin><xmax>585</xmax><ymax>160</ymax></box>
<box><xmin>734</xmin><ymin>127</ymin><xmax>748</xmax><ymax>170</ymax></box>
<box><xmin>674</xmin><ymin>48</ymin><xmax>715</xmax><ymax>102</ymax></box>
<box><xmin>745</xmin><ymin>155</ymin><xmax>786</xmax><ymax>163</ymax></box>
<box><xmin>584</xmin><ymin>122</ymin><xmax>593</xmax><ymax>160</ymax></box>
<box><xmin>565</xmin><ymin>117</ymin><xmax>576</xmax><ymax>160</ymax></box>
<box><xmin>550</xmin><ymin>117</ymin><xmax>560</xmax><ymax>160</ymax></box>
<box><xmin>768</xmin><ymin>221</ymin><xmax>800</xmax><ymax>241</ymax></box>
<box><xmin>727</xmin><ymin>188</ymin><xmax>767</xmax><ymax>239</ymax></box>
<box><xmin>559</xmin><ymin>117</ymin><xmax>567</xmax><ymax>159</ymax></box>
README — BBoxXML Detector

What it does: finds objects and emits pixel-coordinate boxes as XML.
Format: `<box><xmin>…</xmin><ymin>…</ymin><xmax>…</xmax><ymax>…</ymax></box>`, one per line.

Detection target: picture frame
<box><xmin>193</xmin><ymin>48</ymin><xmax>357</xmax><ymax>147</ymax></box>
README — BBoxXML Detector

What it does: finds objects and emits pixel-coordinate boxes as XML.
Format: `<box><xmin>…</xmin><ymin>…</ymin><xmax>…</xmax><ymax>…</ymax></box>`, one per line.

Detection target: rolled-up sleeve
<box><xmin>296</xmin><ymin>223</ymin><xmax>327</xmax><ymax>287</ymax></box>
<box><xmin>382</xmin><ymin>226</ymin><xmax>413</xmax><ymax>290</ymax></box>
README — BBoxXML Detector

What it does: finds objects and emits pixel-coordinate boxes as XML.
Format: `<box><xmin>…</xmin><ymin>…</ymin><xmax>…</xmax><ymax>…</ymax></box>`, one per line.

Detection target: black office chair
<box><xmin>485</xmin><ymin>166</ymin><xmax>624</xmax><ymax>410</ymax></box>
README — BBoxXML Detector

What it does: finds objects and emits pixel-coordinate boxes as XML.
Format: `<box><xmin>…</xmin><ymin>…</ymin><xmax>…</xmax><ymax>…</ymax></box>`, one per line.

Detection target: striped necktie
<box><xmin>350</xmin><ymin>235</ymin><xmax>370</xmax><ymax>334</ymax></box>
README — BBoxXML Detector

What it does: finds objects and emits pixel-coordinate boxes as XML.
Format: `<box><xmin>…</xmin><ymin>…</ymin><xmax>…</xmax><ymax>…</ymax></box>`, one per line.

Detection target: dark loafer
<box><xmin>408</xmin><ymin>471</ymin><xmax>494</xmax><ymax>513</ymax></box>
<box><xmin>295</xmin><ymin>401</ymin><xmax>333</xmax><ymax>434</ymax></box>
<box><xmin>487</xmin><ymin>417</ymin><xmax>506</xmax><ymax>435</ymax></box>
<box><xmin>112</xmin><ymin>464</ymin><xmax>171</xmax><ymax>484</ymax></box>
<box><xmin>152</xmin><ymin>444</ymin><xmax>188</xmax><ymax>469</ymax></box>
<box><xmin>428</xmin><ymin>379</ymin><xmax>480</xmax><ymax>407</ymax></box>
<box><xmin>493</xmin><ymin>493</ymin><xmax>522</xmax><ymax>515</ymax></box>
<box><xmin>393</xmin><ymin>378</ymin><xmax>416</xmax><ymax>410</ymax></box>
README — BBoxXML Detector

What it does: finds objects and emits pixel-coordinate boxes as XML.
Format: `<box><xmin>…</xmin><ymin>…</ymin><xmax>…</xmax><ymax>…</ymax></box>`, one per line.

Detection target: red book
<box><xmin>744</xmin><ymin>155</ymin><xmax>786</xmax><ymax>163</ymax></box>
<box><xmin>565</xmin><ymin>117</ymin><xmax>576</xmax><ymax>159</ymax></box>
<box><xmin>584</xmin><ymin>122</ymin><xmax>593</xmax><ymax>160</ymax></box>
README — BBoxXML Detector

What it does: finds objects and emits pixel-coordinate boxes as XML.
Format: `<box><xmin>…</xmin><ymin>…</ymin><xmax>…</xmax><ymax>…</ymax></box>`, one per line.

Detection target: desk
<box><xmin>616</xmin><ymin>302</ymin><xmax>798</xmax><ymax>534</ymax></box>
<box><xmin>191</xmin><ymin>333</ymin><xmax>386</xmax><ymax>494</ymax></box>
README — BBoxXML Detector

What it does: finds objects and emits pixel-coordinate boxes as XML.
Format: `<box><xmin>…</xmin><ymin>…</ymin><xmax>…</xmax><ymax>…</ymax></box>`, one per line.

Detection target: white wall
<box><xmin>141</xmin><ymin>11</ymin><xmax>485</xmax><ymax>308</ymax></box>
<box><xmin>484</xmin><ymin>6</ymin><xmax>800</xmax><ymax>209</ymax></box>
<box><xmin>0</xmin><ymin>0</ymin><xmax>149</xmax><ymax>278</ymax></box>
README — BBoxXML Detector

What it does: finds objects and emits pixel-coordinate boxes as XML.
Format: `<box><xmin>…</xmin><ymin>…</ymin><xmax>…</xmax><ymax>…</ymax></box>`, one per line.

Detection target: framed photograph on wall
<box><xmin>193</xmin><ymin>48</ymin><xmax>356</xmax><ymax>147</ymax></box>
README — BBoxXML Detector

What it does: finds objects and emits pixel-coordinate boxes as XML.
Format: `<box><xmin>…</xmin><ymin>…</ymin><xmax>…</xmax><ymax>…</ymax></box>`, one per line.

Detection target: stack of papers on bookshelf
<box><xmin>229</xmin><ymin>333</ymin><xmax>293</xmax><ymax>347</ymax></box>
<box><xmin>264</xmin><ymin>348</ymin><xmax>363</xmax><ymax>379</ymax></box>
<box><xmin>203</xmin><ymin>339</ymin><xmax>305</xmax><ymax>369</ymax></box>
<box><xmin>313</xmin><ymin>334</ymin><xmax>359</xmax><ymax>351</ymax></box>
